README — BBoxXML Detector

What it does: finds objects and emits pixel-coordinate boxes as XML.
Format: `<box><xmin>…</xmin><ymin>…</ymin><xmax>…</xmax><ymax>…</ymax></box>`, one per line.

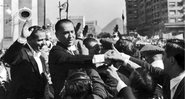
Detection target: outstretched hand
<box><xmin>21</xmin><ymin>20</ymin><xmax>31</xmax><ymax>38</ymax></box>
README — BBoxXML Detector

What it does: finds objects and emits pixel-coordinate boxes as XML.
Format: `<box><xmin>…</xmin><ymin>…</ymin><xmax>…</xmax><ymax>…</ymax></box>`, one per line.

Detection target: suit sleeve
<box><xmin>117</xmin><ymin>87</ymin><xmax>136</xmax><ymax>99</ymax></box>
<box><xmin>2</xmin><ymin>41</ymin><xmax>24</xmax><ymax>66</ymax></box>
<box><xmin>49</xmin><ymin>48</ymin><xmax>94</xmax><ymax>69</ymax></box>
<box><xmin>129</xmin><ymin>57</ymin><xmax>165</xmax><ymax>85</ymax></box>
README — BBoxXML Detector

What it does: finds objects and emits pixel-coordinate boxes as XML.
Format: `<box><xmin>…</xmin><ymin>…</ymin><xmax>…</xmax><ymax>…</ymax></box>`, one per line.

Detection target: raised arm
<box><xmin>2</xmin><ymin>20</ymin><xmax>31</xmax><ymax>65</ymax></box>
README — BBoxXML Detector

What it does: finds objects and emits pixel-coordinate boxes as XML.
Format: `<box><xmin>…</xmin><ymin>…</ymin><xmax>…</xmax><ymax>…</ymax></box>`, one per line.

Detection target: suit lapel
<box><xmin>56</xmin><ymin>42</ymin><xmax>79</xmax><ymax>55</ymax></box>
<box><xmin>24</xmin><ymin>45</ymin><xmax>40</xmax><ymax>75</ymax></box>
<box><xmin>173</xmin><ymin>77</ymin><xmax>185</xmax><ymax>99</ymax></box>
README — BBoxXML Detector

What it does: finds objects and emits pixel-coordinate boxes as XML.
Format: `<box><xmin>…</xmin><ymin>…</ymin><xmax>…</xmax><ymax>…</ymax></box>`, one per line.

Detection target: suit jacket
<box><xmin>116</xmin><ymin>87</ymin><xmax>136</xmax><ymax>99</ymax></box>
<box><xmin>129</xmin><ymin>57</ymin><xmax>184</xmax><ymax>99</ymax></box>
<box><xmin>49</xmin><ymin>42</ymin><xmax>107</xmax><ymax>99</ymax></box>
<box><xmin>2</xmin><ymin>41</ymin><xmax>47</xmax><ymax>99</ymax></box>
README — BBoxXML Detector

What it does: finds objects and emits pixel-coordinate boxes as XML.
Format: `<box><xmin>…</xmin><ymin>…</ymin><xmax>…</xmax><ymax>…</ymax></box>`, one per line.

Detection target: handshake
<box><xmin>92</xmin><ymin>47</ymin><xmax>131</xmax><ymax>68</ymax></box>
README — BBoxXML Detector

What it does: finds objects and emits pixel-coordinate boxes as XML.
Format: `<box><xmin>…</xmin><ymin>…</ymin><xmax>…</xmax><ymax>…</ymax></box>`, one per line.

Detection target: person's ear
<box><xmin>169</xmin><ymin>56</ymin><xmax>176</xmax><ymax>65</ymax></box>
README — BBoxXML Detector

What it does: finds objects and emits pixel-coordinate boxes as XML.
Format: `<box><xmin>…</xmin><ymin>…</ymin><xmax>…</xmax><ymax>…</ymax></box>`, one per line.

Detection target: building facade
<box><xmin>165</xmin><ymin>0</ymin><xmax>184</xmax><ymax>37</ymax></box>
<box><xmin>126</xmin><ymin>0</ymin><xmax>184</xmax><ymax>38</ymax></box>
<box><xmin>125</xmin><ymin>0</ymin><xmax>138</xmax><ymax>35</ymax></box>
<box><xmin>85</xmin><ymin>20</ymin><xmax>102</xmax><ymax>37</ymax></box>
<box><xmin>0</xmin><ymin>0</ymin><xmax>45</xmax><ymax>49</ymax></box>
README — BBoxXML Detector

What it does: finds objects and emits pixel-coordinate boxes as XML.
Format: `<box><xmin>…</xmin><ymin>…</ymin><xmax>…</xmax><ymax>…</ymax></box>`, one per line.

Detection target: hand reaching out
<box><xmin>106</xmin><ymin>65</ymin><xmax>119</xmax><ymax>80</ymax></box>
<box><xmin>107</xmin><ymin>65</ymin><xmax>127</xmax><ymax>92</ymax></box>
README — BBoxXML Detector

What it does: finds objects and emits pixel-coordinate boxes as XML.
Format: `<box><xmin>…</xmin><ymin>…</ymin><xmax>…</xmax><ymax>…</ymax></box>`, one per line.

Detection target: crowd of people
<box><xmin>0</xmin><ymin>19</ymin><xmax>184</xmax><ymax>99</ymax></box>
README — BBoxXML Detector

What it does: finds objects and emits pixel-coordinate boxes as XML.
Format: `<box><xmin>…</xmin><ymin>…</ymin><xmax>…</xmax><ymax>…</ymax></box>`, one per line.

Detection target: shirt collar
<box><xmin>27</xmin><ymin>43</ymin><xmax>41</xmax><ymax>57</ymax></box>
<box><xmin>67</xmin><ymin>45</ymin><xmax>76</xmax><ymax>51</ymax></box>
<box><xmin>170</xmin><ymin>71</ymin><xmax>185</xmax><ymax>90</ymax></box>
<box><xmin>57</xmin><ymin>42</ymin><xmax>77</xmax><ymax>51</ymax></box>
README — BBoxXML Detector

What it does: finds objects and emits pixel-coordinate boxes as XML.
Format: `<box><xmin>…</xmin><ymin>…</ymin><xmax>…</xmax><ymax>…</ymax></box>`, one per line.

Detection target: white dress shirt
<box><xmin>67</xmin><ymin>45</ymin><xmax>77</xmax><ymax>55</ymax></box>
<box><xmin>170</xmin><ymin>71</ymin><xmax>185</xmax><ymax>99</ymax></box>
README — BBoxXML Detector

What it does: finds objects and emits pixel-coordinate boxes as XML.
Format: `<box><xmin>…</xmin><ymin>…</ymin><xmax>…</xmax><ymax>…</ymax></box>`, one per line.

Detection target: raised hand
<box><xmin>21</xmin><ymin>20</ymin><xmax>31</xmax><ymax>38</ymax></box>
<box><xmin>106</xmin><ymin>65</ymin><xmax>119</xmax><ymax>80</ymax></box>
<box><xmin>107</xmin><ymin>65</ymin><xmax>127</xmax><ymax>92</ymax></box>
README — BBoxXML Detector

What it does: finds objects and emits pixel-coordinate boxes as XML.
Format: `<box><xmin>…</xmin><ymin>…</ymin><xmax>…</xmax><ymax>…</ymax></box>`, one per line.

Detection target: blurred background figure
<box><xmin>0</xmin><ymin>49</ymin><xmax>10</xmax><ymax>99</ymax></box>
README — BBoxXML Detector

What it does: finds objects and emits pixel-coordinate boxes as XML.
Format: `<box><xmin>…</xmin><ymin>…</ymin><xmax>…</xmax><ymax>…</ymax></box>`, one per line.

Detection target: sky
<box><xmin>46</xmin><ymin>0</ymin><xmax>126</xmax><ymax>28</ymax></box>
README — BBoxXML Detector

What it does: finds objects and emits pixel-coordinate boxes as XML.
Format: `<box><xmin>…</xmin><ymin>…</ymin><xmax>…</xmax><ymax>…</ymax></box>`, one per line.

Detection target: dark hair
<box><xmin>115</xmin><ymin>39</ymin><xmax>136</xmax><ymax>56</ymax></box>
<box><xmin>83</xmin><ymin>38</ymin><xmax>98</xmax><ymax>49</ymax></box>
<box><xmin>27</xmin><ymin>25</ymin><xmax>45</xmax><ymax>40</ymax></box>
<box><xmin>165</xmin><ymin>39</ymin><xmax>185</xmax><ymax>70</ymax></box>
<box><xmin>55</xmin><ymin>19</ymin><xmax>74</xmax><ymax>32</ymax></box>
<box><xmin>60</xmin><ymin>70</ymin><xmax>92</xmax><ymax>98</ymax></box>
<box><xmin>129</xmin><ymin>68</ymin><xmax>156</xmax><ymax>98</ymax></box>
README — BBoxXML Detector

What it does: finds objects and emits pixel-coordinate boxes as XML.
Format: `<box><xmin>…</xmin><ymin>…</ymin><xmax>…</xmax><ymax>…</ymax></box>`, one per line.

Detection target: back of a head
<box><xmin>115</xmin><ymin>39</ymin><xmax>136</xmax><ymax>56</ymax></box>
<box><xmin>83</xmin><ymin>38</ymin><xmax>98</xmax><ymax>50</ymax></box>
<box><xmin>129</xmin><ymin>68</ymin><xmax>155</xmax><ymax>98</ymax></box>
<box><xmin>60</xmin><ymin>70</ymin><xmax>92</xmax><ymax>99</ymax></box>
<box><xmin>165</xmin><ymin>39</ymin><xmax>185</xmax><ymax>70</ymax></box>
<box><xmin>55</xmin><ymin>19</ymin><xmax>74</xmax><ymax>32</ymax></box>
<box><xmin>100</xmin><ymin>38</ymin><xmax>116</xmax><ymax>51</ymax></box>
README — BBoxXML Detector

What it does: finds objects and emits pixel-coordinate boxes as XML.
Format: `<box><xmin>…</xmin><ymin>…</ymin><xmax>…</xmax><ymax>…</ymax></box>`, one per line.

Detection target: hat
<box><xmin>140</xmin><ymin>44</ymin><xmax>164</xmax><ymax>53</ymax></box>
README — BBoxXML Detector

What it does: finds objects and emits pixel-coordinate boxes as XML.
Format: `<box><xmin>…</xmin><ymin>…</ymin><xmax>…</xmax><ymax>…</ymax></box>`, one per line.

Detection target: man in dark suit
<box><xmin>105</xmin><ymin>39</ymin><xmax>185</xmax><ymax>99</ymax></box>
<box><xmin>49</xmin><ymin>19</ymin><xmax>107</xmax><ymax>99</ymax></box>
<box><xmin>2</xmin><ymin>21</ymin><xmax>48</xmax><ymax>99</ymax></box>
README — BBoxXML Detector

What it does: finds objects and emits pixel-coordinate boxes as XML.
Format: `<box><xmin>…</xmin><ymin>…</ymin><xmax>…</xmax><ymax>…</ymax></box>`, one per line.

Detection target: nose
<box><xmin>42</xmin><ymin>39</ymin><xmax>47</xmax><ymax>45</ymax></box>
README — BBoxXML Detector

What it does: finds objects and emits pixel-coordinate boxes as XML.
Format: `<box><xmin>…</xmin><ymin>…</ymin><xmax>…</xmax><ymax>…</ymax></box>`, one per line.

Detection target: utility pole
<box><xmin>44</xmin><ymin>0</ymin><xmax>46</xmax><ymax>27</ymax></box>
<box><xmin>66</xmin><ymin>0</ymin><xmax>69</xmax><ymax>19</ymax></box>
<box><xmin>59</xmin><ymin>1</ymin><xmax>62</xmax><ymax>20</ymax></box>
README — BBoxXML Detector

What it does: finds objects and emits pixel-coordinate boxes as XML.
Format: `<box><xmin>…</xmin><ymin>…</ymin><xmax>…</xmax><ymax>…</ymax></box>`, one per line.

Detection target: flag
<box><xmin>60</xmin><ymin>2</ymin><xmax>67</xmax><ymax>11</ymax></box>
<box><xmin>122</xmin><ymin>10</ymin><xmax>125</xmax><ymax>21</ymax></box>
<box><xmin>122</xmin><ymin>14</ymin><xmax>124</xmax><ymax>21</ymax></box>
<box><xmin>66</xmin><ymin>0</ymin><xmax>69</xmax><ymax>13</ymax></box>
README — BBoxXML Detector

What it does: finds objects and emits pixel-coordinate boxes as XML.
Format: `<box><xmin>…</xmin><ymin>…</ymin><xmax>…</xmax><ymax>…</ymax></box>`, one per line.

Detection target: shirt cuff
<box><xmin>117</xmin><ymin>80</ymin><xmax>127</xmax><ymax>92</ymax></box>
<box><xmin>92</xmin><ymin>54</ymin><xmax>105</xmax><ymax>64</ymax></box>
<box><xmin>17</xmin><ymin>37</ymin><xmax>27</xmax><ymax>44</ymax></box>
<box><xmin>120</xmin><ymin>53</ymin><xmax>130</xmax><ymax>64</ymax></box>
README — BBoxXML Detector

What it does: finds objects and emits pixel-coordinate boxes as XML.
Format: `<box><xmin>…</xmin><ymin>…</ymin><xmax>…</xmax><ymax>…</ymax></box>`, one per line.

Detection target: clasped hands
<box><xmin>93</xmin><ymin>47</ymin><xmax>130</xmax><ymax>68</ymax></box>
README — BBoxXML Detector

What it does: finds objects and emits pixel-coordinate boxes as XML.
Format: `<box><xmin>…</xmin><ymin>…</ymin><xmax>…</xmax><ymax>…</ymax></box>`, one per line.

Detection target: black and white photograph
<box><xmin>0</xmin><ymin>0</ymin><xmax>184</xmax><ymax>99</ymax></box>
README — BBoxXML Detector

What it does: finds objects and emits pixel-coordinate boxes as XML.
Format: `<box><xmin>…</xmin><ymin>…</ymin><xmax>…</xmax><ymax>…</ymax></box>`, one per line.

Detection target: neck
<box><xmin>169</xmin><ymin>65</ymin><xmax>183</xmax><ymax>79</ymax></box>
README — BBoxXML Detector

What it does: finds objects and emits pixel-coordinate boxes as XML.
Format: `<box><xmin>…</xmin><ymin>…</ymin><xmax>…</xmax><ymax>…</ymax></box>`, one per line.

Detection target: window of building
<box><xmin>169</xmin><ymin>10</ymin><xmax>176</xmax><ymax>15</ymax></box>
<box><xmin>177</xmin><ymin>2</ymin><xmax>183</xmax><ymax>6</ymax></box>
<box><xmin>177</xmin><ymin>17</ymin><xmax>183</xmax><ymax>22</ymax></box>
<box><xmin>169</xmin><ymin>18</ymin><xmax>176</xmax><ymax>22</ymax></box>
<box><xmin>177</xmin><ymin>10</ymin><xmax>182</xmax><ymax>15</ymax></box>
<box><xmin>169</xmin><ymin>2</ymin><xmax>176</xmax><ymax>7</ymax></box>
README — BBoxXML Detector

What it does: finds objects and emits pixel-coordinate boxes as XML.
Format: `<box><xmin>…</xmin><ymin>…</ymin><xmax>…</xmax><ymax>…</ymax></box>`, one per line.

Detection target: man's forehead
<box><xmin>35</xmin><ymin>31</ymin><xmax>46</xmax><ymax>38</ymax></box>
<box><xmin>61</xmin><ymin>22</ymin><xmax>74</xmax><ymax>28</ymax></box>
